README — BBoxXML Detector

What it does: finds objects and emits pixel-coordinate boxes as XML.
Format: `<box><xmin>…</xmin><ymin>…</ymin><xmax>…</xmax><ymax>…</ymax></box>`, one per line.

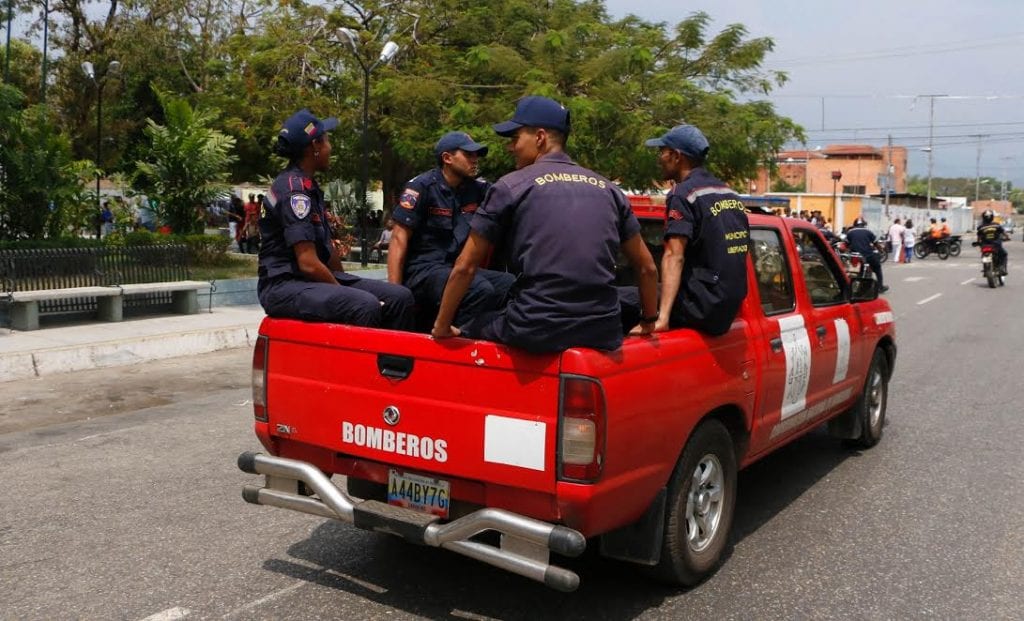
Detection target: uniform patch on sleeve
<box><xmin>290</xmin><ymin>194</ymin><xmax>312</xmax><ymax>219</ymax></box>
<box><xmin>668</xmin><ymin>209</ymin><xmax>684</xmax><ymax>221</ymax></box>
<box><xmin>399</xmin><ymin>188</ymin><xmax>420</xmax><ymax>210</ymax></box>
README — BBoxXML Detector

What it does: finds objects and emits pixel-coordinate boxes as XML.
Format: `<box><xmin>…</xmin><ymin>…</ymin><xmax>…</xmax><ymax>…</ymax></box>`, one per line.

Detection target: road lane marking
<box><xmin>140</xmin><ymin>608</ymin><xmax>190</xmax><ymax>621</ymax></box>
<box><xmin>904</xmin><ymin>277</ymin><xmax>925</xmax><ymax>282</ymax></box>
<box><xmin>960</xmin><ymin>278</ymin><xmax>975</xmax><ymax>285</ymax></box>
<box><xmin>917</xmin><ymin>293</ymin><xmax>942</xmax><ymax>305</ymax></box>
<box><xmin>222</xmin><ymin>583</ymin><xmax>304</xmax><ymax>619</ymax></box>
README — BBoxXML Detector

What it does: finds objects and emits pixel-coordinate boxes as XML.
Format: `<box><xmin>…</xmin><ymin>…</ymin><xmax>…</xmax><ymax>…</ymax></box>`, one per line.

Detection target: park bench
<box><xmin>0</xmin><ymin>245</ymin><xmax>212</xmax><ymax>331</ymax></box>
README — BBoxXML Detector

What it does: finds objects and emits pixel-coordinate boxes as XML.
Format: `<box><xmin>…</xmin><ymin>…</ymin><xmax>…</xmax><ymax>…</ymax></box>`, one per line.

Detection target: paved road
<box><xmin>1</xmin><ymin>242</ymin><xmax>1022</xmax><ymax>620</ymax></box>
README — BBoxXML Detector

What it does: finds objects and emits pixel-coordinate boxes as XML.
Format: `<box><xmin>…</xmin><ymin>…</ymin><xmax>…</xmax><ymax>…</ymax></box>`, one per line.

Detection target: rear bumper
<box><xmin>237</xmin><ymin>452</ymin><xmax>586</xmax><ymax>592</ymax></box>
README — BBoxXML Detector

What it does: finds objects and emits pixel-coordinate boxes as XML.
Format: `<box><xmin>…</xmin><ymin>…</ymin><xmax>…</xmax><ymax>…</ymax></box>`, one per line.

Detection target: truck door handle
<box><xmin>769</xmin><ymin>337</ymin><xmax>783</xmax><ymax>352</ymax></box>
<box><xmin>816</xmin><ymin>326</ymin><xmax>827</xmax><ymax>338</ymax></box>
<box><xmin>377</xmin><ymin>354</ymin><xmax>414</xmax><ymax>380</ymax></box>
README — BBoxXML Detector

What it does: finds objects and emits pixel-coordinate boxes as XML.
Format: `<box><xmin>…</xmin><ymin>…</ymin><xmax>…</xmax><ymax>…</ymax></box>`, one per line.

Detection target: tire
<box><xmin>846</xmin><ymin>348</ymin><xmax>889</xmax><ymax>449</ymax></box>
<box><xmin>652</xmin><ymin>419</ymin><xmax>737</xmax><ymax>586</ymax></box>
<box><xmin>937</xmin><ymin>243</ymin><xmax>950</xmax><ymax>260</ymax></box>
<box><xmin>949</xmin><ymin>241</ymin><xmax>961</xmax><ymax>257</ymax></box>
<box><xmin>878</xmin><ymin>247</ymin><xmax>888</xmax><ymax>264</ymax></box>
<box><xmin>914</xmin><ymin>242</ymin><xmax>927</xmax><ymax>259</ymax></box>
<box><xmin>985</xmin><ymin>263</ymin><xmax>997</xmax><ymax>288</ymax></box>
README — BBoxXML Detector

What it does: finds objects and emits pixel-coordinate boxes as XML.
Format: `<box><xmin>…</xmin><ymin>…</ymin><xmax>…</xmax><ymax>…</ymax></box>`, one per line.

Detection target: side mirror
<box><xmin>849</xmin><ymin>276</ymin><xmax>879</xmax><ymax>302</ymax></box>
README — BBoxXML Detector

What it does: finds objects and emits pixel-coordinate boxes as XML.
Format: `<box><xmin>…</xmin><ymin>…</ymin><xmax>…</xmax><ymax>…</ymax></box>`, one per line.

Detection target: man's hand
<box><xmin>431</xmin><ymin>323</ymin><xmax>461</xmax><ymax>339</ymax></box>
<box><xmin>629</xmin><ymin>319</ymin><xmax>670</xmax><ymax>336</ymax></box>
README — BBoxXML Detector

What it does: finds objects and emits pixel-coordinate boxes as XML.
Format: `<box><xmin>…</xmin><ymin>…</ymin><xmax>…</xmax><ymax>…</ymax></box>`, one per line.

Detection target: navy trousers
<box><xmin>259</xmin><ymin>273</ymin><xmax>415</xmax><ymax>331</ymax></box>
<box><xmin>407</xmin><ymin>265</ymin><xmax>515</xmax><ymax>327</ymax></box>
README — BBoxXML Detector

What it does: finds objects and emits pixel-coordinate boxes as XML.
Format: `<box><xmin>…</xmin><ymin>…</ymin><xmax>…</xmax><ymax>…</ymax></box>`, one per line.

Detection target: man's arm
<box><xmin>654</xmin><ymin>236</ymin><xmax>687</xmax><ymax>332</ymax></box>
<box><xmin>294</xmin><ymin>241</ymin><xmax>341</xmax><ymax>285</ymax></box>
<box><xmin>387</xmin><ymin>222</ymin><xmax>412</xmax><ymax>285</ymax></box>
<box><xmin>620</xmin><ymin>233</ymin><xmax>660</xmax><ymax>335</ymax></box>
<box><xmin>432</xmin><ymin>231</ymin><xmax>493</xmax><ymax>339</ymax></box>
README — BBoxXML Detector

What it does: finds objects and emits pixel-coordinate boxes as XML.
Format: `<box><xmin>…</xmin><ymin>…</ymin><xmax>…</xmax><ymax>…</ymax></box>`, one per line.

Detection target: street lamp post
<box><xmin>831</xmin><ymin>169</ymin><xmax>842</xmax><ymax>224</ymax></box>
<box><xmin>338</xmin><ymin>28</ymin><xmax>399</xmax><ymax>267</ymax></box>
<box><xmin>82</xmin><ymin>60</ymin><xmax>120</xmax><ymax>237</ymax></box>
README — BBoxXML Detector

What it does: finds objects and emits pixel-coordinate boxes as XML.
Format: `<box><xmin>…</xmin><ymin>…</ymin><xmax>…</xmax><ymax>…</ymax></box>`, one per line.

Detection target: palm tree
<box><xmin>134</xmin><ymin>87</ymin><xmax>236</xmax><ymax>234</ymax></box>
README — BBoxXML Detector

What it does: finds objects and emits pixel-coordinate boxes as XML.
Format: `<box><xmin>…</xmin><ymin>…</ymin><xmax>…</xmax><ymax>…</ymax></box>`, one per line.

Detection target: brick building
<box><xmin>751</xmin><ymin>144</ymin><xmax>908</xmax><ymax>196</ymax></box>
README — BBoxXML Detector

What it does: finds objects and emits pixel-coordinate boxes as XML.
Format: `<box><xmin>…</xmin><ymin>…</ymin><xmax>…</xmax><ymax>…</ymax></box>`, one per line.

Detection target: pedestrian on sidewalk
<box><xmin>888</xmin><ymin>217</ymin><xmax>905</xmax><ymax>263</ymax></box>
<box><xmin>902</xmin><ymin>219</ymin><xmax>915</xmax><ymax>263</ymax></box>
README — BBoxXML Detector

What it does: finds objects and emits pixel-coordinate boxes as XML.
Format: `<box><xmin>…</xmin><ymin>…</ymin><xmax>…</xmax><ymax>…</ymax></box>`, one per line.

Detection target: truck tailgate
<box><xmin>261</xmin><ymin>319</ymin><xmax>562</xmax><ymax>494</ymax></box>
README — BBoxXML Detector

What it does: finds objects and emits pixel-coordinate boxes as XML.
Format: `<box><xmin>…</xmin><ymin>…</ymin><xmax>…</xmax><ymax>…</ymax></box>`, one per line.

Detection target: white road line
<box><xmin>917</xmin><ymin>293</ymin><xmax>942</xmax><ymax>305</ymax></box>
<box><xmin>960</xmin><ymin>277</ymin><xmax>975</xmax><ymax>285</ymax></box>
<box><xmin>221</xmin><ymin>582</ymin><xmax>304</xmax><ymax>619</ymax></box>
<box><xmin>903</xmin><ymin>276</ymin><xmax>925</xmax><ymax>282</ymax></box>
<box><xmin>140</xmin><ymin>607</ymin><xmax>191</xmax><ymax>621</ymax></box>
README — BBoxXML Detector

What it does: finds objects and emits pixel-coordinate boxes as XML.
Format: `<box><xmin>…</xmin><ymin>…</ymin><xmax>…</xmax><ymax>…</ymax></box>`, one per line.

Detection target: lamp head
<box><xmin>379</xmin><ymin>41</ymin><xmax>399</xmax><ymax>63</ymax></box>
<box><xmin>81</xmin><ymin>61</ymin><xmax>96</xmax><ymax>81</ymax></box>
<box><xmin>108</xmin><ymin>60</ymin><xmax>121</xmax><ymax>75</ymax></box>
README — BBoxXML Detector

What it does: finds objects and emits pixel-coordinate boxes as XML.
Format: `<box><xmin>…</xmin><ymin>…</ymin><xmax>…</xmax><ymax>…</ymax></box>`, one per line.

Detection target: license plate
<box><xmin>982</xmin><ymin>255</ymin><xmax>992</xmax><ymax>263</ymax></box>
<box><xmin>387</xmin><ymin>469</ymin><xmax>450</xmax><ymax>518</ymax></box>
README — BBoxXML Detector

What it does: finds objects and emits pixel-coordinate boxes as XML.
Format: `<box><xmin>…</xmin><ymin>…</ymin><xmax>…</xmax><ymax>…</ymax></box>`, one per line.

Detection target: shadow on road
<box><xmin>262</xmin><ymin>427</ymin><xmax>855</xmax><ymax>619</ymax></box>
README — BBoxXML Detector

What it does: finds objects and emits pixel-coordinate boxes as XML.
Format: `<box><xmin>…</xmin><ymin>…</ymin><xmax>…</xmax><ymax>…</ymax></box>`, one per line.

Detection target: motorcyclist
<box><xmin>976</xmin><ymin>210</ymin><xmax>1009</xmax><ymax>275</ymax></box>
<box><xmin>845</xmin><ymin>217</ymin><xmax>888</xmax><ymax>292</ymax></box>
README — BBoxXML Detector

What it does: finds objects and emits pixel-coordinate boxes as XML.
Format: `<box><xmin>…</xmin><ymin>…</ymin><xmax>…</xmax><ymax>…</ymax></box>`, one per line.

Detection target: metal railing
<box><xmin>0</xmin><ymin>245</ymin><xmax>193</xmax><ymax>314</ymax></box>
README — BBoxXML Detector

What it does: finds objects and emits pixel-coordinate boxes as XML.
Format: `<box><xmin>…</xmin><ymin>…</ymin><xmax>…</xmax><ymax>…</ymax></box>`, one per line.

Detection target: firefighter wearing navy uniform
<box><xmin>431</xmin><ymin>96</ymin><xmax>659</xmax><ymax>352</ymax></box>
<box><xmin>976</xmin><ymin>209</ymin><xmax>1009</xmax><ymax>275</ymax></box>
<box><xmin>845</xmin><ymin>217</ymin><xmax>888</xmax><ymax>292</ymax></box>
<box><xmin>388</xmin><ymin>131</ymin><xmax>514</xmax><ymax>327</ymax></box>
<box><xmin>641</xmin><ymin>124</ymin><xmax>750</xmax><ymax>335</ymax></box>
<box><xmin>257</xmin><ymin>109</ymin><xmax>414</xmax><ymax>329</ymax></box>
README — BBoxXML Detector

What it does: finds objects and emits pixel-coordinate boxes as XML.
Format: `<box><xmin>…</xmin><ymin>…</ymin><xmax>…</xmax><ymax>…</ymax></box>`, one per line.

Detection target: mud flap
<box><xmin>599</xmin><ymin>488</ymin><xmax>666</xmax><ymax>565</ymax></box>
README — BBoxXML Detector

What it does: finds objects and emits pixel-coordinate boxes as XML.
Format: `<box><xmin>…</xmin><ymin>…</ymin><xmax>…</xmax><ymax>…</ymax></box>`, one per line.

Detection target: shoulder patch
<box><xmin>290</xmin><ymin>194</ymin><xmax>312</xmax><ymax>219</ymax></box>
<box><xmin>399</xmin><ymin>188</ymin><xmax>420</xmax><ymax>210</ymax></box>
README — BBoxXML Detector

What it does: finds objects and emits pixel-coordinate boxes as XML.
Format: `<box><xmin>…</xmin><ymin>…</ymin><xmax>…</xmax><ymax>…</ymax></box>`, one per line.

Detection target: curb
<box><xmin>0</xmin><ymin>325</ymin><xmax>256</xmax><ymax>383</ymax></box>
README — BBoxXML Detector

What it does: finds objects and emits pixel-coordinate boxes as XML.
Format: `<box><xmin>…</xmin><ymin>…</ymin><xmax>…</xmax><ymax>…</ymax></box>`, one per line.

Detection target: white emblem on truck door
<box><xmin>832</xmin><ymin>318</ymin><xmax>850</xmax><ymax>384</ymax></box>
<box><xmin>777</xmin><ymin>315</ymin><xmax>812</xmax><ymax>420</ymax></box>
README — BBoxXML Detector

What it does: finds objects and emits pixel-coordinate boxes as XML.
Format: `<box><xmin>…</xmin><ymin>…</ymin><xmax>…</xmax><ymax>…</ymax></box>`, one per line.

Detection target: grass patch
<box><xmin>191</xmin><ymin>254</ymin><xmax>259</xmax><ymax>281</ymax></box>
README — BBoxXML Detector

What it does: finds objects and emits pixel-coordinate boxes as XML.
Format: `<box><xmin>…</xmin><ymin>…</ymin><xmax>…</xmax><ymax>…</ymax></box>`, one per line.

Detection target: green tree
<box><xmin>0</xmin><ymin>84</ymin><xmax>88</xmax><ymax>239</ymax></box>
<box><xmin>133</xmin><ymin>87</ymin><xmax>237</xmax><ymax>234</ymax></box>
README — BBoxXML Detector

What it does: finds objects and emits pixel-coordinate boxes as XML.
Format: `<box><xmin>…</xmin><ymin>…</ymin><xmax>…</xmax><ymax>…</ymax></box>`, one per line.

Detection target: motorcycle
<box><xmin>914</xmin><ymin>236</ymin><xmax>950</xmax><ymax>260</ymax></box>
<box><xmin>976</xmin><ymin>243</ymin><xmax>1006</xmax><ymax>288</ymax></box>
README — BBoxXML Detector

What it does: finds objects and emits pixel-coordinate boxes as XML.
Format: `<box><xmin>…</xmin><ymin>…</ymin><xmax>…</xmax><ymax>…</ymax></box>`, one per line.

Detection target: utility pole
<box><xmin>884</xmin><ymin>134</ymin><xmax>892</xmax><ymax>218</ymax></box>
<box><xmin>972</xmin><ymin>134</ymin><xmax>988</xmax><ymax>202</ymax></box>
<box><xmin>919</xmin><ymin>94</ymin><xmax>947</xmax><ymax>213</ymax></box>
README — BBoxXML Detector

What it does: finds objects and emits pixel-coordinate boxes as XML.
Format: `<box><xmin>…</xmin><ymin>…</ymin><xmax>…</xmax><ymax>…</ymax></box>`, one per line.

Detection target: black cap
<box><xmin>277</xmin><ymin>109</ymin><xmax>338</xmax><ymax>156</ymax></box>
<box><xmin>434</xmin><ymin>131</ymin><xmax>489</xmax><ymax>158</ymax></box>
<box><xmin>493</xmin><ymin>96</ymin><xmax>571</xmax><ymax>137</ymax></box>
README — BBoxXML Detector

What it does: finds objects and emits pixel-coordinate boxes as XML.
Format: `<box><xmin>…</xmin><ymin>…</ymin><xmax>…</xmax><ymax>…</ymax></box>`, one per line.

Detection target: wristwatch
<box><xmin>641</xmin><ymin>312</ymin><xmax>660</xmax><ymax>324</ymax></box>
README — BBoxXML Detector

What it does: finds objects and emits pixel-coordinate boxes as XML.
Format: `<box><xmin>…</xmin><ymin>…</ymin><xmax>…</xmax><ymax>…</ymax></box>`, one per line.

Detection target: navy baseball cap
<box><xmin>434</xmin><ymin>131</ymin><xmax>489</xmax><ymax>157</ymax></box>
<box><xmin>277</xmin><ymin>109</ymin><xmax>339</xmax><ymax>154</ymax></box>
<box><xmin>493</xmin><ymin>96</ymin><xmax>571</xmax><ymax>137</ymax></box>
<box><xmin>644</xmin><ymin>124</ymin><xmax>710</xmax><ymax>160</ymax></box>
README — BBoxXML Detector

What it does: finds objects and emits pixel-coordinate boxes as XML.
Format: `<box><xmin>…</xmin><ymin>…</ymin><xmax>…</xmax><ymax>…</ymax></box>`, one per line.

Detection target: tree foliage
<box><xmin>0</xmin><ymin>84</ymin><xmax>89</xmax><ymax>239</ymax></box>
<box><xmin>9</xmin><ymin>0</ymin><xmax>801</xmax><ymax>237</ymax></box>
<box><xmin>133</xmin><ymin>87</ymin><xmax>237</xmax><ymax>234</ymax></box>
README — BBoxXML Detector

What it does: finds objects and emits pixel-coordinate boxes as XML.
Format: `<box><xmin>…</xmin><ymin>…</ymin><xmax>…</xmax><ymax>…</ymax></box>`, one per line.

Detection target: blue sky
<box><xmin>604</xmin><ymin>0</ymin><xmax>1024</xmax><ymax>186</ymax></box>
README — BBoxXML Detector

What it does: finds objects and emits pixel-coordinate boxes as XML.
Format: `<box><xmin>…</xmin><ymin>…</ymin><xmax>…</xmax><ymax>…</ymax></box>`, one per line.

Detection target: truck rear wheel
<box><xmin>652</xmin><ymin>419</ymin><xmax>736</xmax><ymax>586</ymax></box>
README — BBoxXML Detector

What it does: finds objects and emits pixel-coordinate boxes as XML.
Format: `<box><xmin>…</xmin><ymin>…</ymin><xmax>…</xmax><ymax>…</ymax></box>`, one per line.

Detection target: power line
<box><xmin>803</xmin><ymin>120</ymin><xmax>1024</xmax><ymax>132</ymax></box>
<box><xmin>769</xmin><ymin>32</ymin><xmax>1024</xmax><ymax>67</ymax></box>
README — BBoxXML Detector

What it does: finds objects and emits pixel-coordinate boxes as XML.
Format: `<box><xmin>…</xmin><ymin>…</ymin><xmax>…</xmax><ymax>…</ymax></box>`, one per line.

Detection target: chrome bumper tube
<box><xmin>237</xmin><ymin>452</ymin><xmax>586</xmax><ymax>592</ymax></box>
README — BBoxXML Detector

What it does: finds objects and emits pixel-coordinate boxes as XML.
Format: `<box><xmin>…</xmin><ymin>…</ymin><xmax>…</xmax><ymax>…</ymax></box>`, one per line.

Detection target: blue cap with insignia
<box><xmin>644</xmin><ymin>124</ymin><xmax>710</xmax><ymax>161</ymax></box>
<box><xmin>276</xmin><ymin>109</ymin><xmax>339</xmax><ymax>157</ymax></box>
<box><xmin>434</xmin><ymin>131</ymin><xmax>489</xmax><ymax>158</ymax></box>
<box><xmin>493</xmin><ymin>96</ymin><xmax>571</xmax><ymax>137</ymax></box>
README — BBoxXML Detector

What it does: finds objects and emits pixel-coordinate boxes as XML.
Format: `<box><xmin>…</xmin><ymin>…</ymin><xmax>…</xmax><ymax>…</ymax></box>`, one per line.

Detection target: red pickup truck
<box><xmin>237</xmin><ymin>210</ymin><xmax>896</xmax><ymax>592</ymax></box>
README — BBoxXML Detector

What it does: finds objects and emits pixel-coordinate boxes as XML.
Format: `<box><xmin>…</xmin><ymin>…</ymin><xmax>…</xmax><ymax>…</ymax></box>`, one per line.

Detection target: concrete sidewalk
<box><xmin>0</xmin><ymin>305</ymin><xmax>266</xmax><ymax>383</ymax></box>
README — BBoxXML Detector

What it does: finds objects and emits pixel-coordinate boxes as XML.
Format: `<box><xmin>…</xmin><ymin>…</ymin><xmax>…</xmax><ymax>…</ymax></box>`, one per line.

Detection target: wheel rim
<box><xmin>685</xmin><ymin>454</ymin><xmax>725</xmax><ymax>553</ymax></box>
<box><xmin>867</xmin><ymin>366</ymin><xmax>885</xmax><ymax>430</ymax></box>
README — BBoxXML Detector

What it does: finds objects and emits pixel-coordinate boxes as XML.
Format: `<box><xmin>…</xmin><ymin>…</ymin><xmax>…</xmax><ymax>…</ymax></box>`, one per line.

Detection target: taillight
<box><xmin>252</xmin><ymin>335</ymin><xmax>268</xmax><ymax>422</ymax></box>
<box><xmin>558</xmin><ymin>376</ymin><xmax>606</xmax><ymax>482</ymax></box>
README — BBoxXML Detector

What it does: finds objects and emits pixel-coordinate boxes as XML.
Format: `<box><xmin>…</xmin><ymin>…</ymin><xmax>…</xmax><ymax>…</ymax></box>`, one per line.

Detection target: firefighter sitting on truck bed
<box><xmin>257</xmin><ymin>109</ymin><xmax>415</xmax><ymax>329</ymax></box>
